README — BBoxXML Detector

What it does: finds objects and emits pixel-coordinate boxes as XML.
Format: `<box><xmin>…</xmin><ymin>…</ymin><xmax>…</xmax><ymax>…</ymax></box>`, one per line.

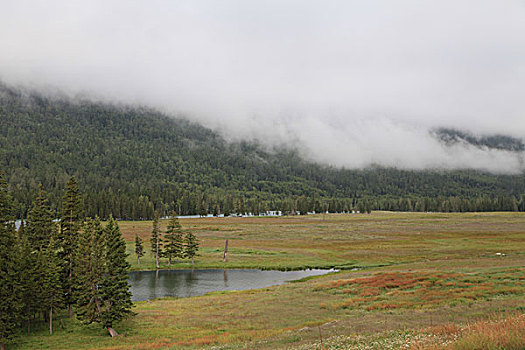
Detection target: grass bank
<box><xmin>123</xmin><ymin>211</ymin><xmax>525</xmax><ymax>271</ymax></box>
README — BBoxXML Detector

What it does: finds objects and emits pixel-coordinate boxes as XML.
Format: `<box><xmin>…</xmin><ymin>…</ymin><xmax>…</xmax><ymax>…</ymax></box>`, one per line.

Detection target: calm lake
<box><xmin>129</xmin><ymin>269</ymin><xmax>334</xmax><ymax>301</ymax></box>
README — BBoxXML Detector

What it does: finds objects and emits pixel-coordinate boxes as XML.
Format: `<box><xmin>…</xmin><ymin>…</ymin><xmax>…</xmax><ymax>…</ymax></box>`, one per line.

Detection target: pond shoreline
<box><xmin>128</xmin><ymin>263</ymin><xmax>384</xmax><ymax>272</ymax></box>
<box><xmin>128</xmin><ymin>268</ymin><xmax>337</xmax><ymax>301</ymax></box>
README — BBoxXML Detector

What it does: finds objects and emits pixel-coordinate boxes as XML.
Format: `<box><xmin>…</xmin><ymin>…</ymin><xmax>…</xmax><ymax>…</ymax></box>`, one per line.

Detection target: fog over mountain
<box><xmin>1</xmin><ymin>0</ymin><xmax>524</xmax><ymax>173</ymax></box>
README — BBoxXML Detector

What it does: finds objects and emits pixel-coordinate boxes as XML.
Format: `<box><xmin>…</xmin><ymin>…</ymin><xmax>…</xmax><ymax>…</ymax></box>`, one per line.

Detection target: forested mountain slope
<box><xmin>2</xmin><ymin>85</ymin><xmax>525</xmax><ymax>218</ymax></box>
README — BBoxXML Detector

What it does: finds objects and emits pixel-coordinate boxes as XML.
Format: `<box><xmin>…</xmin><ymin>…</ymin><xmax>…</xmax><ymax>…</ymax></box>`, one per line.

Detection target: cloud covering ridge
<box><xmin>1</xmin><ymin>0</ymin><xmax>524</xmax><ymax>172</ymax></box>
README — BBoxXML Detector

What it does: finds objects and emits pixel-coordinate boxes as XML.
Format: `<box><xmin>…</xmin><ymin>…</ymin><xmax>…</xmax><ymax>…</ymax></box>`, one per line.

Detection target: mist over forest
<box><xmin>2</xmin><ymin>84</ymin><xmax>525</xmax><ymax>220</ymax></box>
<box><xmin>2</xmin><ymin>0</ymin><xmax>525</xmax><ymax>217</ymax></box>
<box><xmin>1</xmin><ymin>1</ymin><xmax>525</xmax><ymax>173</ymax></box>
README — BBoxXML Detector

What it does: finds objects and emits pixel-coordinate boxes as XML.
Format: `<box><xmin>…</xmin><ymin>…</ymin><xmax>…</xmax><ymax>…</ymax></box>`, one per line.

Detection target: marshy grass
<box><xmin>12</xmin><ymin>212</ymin><xmax>525</xmax><ymax>349</ymax></box>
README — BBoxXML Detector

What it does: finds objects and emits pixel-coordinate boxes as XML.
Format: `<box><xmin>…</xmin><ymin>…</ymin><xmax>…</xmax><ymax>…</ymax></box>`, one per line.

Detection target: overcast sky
<box><xmin>1</xmin><ymin>1</ymin><xmax>525</xmax><ymax>172</ymax></box>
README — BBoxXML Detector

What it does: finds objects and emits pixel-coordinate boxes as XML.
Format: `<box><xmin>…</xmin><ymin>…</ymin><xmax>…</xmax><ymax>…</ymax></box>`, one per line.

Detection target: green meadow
<box><xmin>13</xmin><ymin>212</ymin><xmax>525</xmax><ymax>349</ymax></box>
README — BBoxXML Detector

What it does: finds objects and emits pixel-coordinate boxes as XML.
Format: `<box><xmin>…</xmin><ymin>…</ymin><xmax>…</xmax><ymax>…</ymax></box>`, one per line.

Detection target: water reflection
<box><xmin>129</xmin><ymin>269</ymin><xmax>333</xmax><ymax>301</ymax></box>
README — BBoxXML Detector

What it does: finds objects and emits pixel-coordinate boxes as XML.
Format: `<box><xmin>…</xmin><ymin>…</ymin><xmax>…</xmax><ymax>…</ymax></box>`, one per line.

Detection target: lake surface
<box><xmin>129</xmin><ymin>269</ymin><xmax>334</xmax><ymax>301</ymax></box>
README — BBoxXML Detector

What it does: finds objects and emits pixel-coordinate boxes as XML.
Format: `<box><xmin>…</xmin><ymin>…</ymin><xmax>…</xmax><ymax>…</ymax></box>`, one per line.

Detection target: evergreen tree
<box><xmin>297</xmin><ymin>196</ymin><xmax>308</xmax><ymax>215</ymax></box>
<box><xmin>150</xmin><ymin>212</ymin><xmax>162</xmax><ymax>269</ymax></box>
<box><xmin>59</xmin><ymin>176</ymin><xmax>83</xmax><ymax>318</ymax></box>
<box><xmin>357</xmin><ymin>200</ymin><xmax>366</xmax><ymax>214</ymax></box>
<box><xmin>26</xmin><ymin>184</ymin><xmax>56</xmax><ymax>251</ymax></box>
<box><xmin>237</xmin><ymin>196</ymin><xmax>246</xmax><ymax>216</ymax></box>
<box><xmin>17</xmin><ymin>185</ymin><xmax>63</xmax><ymax>337</ymax></box>
<box><xmin>36</xmin><ymin>240</ymin><xmax>63</xmax><ymax>335</ymax></box>
<box><xmin>0</xmin><ymin>172</ymin><xmax>22</xmax><ymax>350</ymax></box>
<box><xmin>183</xmin><ymin>231</ymin><xmax>199</xmax><ymax>265</ymax></box>
<box><xmin>101</xmin><ymin>217</ymin><xmax>133</xmax><ymax>336</ymax></box>
<box><xmin>223</xmin><ymin>194</ymin><xmax>232</xmax><ymax>217</ymax></box>
<box><xmin>74</xmin><ymin>217</ymin><xmax>134</xmax><ymax>337</ymax></box>
<box><xmin>134</xmin><ymin>234</ymin><xmax>145</xmax><ymax>264</ymax></box>
<box><xmin>164</xmin><ymin>213</ymin><xmax>184</xmax><ymax>265</ymax></box>
<box><xmin>365</xmin><ymin>200</ymin><xmax>372</xmax><ymax>214</ymax></box>
<box><xmin>74</xmin><ymin>217</ymin><xmax>106</xmax><ymax>327</ymax></box>
<box><xmin>17</xmin><ymin>225</ymin><xmax>39</xmax><ymax>335</ymax></box>
<box><xmin>196</xmin><ymin>195</ymin><xmax>207</xmax><ymax>217</ymax></box>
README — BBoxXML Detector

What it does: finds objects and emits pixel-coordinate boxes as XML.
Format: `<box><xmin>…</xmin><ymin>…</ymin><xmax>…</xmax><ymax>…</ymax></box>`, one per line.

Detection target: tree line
<box><xmin>0</xmin><ymin>174</ymin><xmax>133</xmax><ymax>350</ymax></box>
<box><xmin>82</xmin><ymin>192</ymin><xmax>525</xmax><ymax>218</ymax></box>
<box><xmin>5</xmin><ymin>177</ymin><xmax>525</xmax><ymax>221</ymax></box>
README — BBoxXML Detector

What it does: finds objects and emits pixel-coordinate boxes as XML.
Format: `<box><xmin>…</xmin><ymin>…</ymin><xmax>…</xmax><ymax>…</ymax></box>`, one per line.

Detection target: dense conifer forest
<box><xmin>2</xmin><ymin>84</ymin><xmax>525</xmax><ymax>219</ymax></box>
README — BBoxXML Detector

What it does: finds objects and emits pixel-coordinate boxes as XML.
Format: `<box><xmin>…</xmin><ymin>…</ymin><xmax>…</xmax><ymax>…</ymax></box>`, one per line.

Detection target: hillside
<box><xmin>1</xmin><ymin>85</ymin><xmax>525</xmax><ymax>218</ymax></box>
<box><xmin>434</xmin><ymin>127</ymin><xmax>525</xmax><ymax>151</ymax></box>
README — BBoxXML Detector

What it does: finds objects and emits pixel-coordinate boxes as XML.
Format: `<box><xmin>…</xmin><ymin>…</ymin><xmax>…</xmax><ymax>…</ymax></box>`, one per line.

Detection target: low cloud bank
<box><xmin>1</xmin><ymin>0</ymin><xmax>524</xmax><ymax>173</ymax></box>
<box><xmin>204</xmin><ymin>113</ymin><xmax>525</xmax><ymax>174</ymax></box>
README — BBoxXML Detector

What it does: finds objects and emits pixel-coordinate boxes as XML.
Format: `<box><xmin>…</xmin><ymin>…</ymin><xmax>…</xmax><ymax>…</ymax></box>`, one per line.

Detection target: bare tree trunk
<box><xmin>49</xmin><ymin>306</ymin><xmax>53</xmax><ymax>335</ymax></box>
<box><xmin>137</xmin><ymin>256</ymin><xmax>140</xmax><ymax>264</ymax></box>
<box><xmin>155</xmin><ymin>242</ymin><xmax>159</xmax><ymax>269</ymax></box>
<box><xmin>168</xmin><ymin>257</ymin><xmax>171</xmax><ymax>266</ymax></box>
<box><xmin>1</xmin><ymin>342</ymin><xmax>6</xmax><ymax>350</ymax></box>
<box><xmin>107</xmin><ymin>327</ymin><xmax>119</xmax><ymax>337</ymax></box>
<box><xmin>192</xmin><ymin>256</ymin><xmax>194</xmax><ymax>265</ymax></box>
<box><xmin>68</xmin><ymin>251</ymin><xmax>73</xmax><ymax>318</ymax></box>
<box><xmin>26</xmin><ymin>307</ymin><xmax>32</xmax><ymax>335</ymax></box>
<box><xmin>68</xmin><ymin>210</ymin><xmax>74</xmax><ymax>318</ymax></box>
<box><xmin>223</xmin><ymin>239</ymin><xmax>228</xmax><ymax>262</ymax></box>
<box><xmin>86</xmin><ymin>255</ymin><xmax>103</xmax><ymax>322</ymax></box>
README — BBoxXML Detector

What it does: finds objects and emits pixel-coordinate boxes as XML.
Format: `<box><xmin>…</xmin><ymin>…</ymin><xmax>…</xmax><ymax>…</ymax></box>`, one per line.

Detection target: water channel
<box><xmin>129</xmin><ymin>269</ymin><xmax>334</xmax><ymax>301</ymax></box>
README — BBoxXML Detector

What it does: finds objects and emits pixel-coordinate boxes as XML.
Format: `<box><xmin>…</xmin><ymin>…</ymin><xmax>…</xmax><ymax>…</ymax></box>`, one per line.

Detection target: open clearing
<box><xmin>15</xmin><ymin>212</ymin><xmax>525</xmax><ymax>349</ymax></box>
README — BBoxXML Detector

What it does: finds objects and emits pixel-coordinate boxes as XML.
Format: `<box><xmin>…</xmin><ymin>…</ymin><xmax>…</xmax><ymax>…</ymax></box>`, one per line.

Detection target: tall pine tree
<box><xmin>26</xmin><ymin>184</ymin><xmax>56</xmax><ymax>251</ymax></box>
<box><xmin>134</xmin><ymin>234</ymin><xmax>145</xmax><ymax>264</ymax></box>
<box><xmin>17</xmin><ymin>228</ymin><xmax>38</xmax><ymax>335</ymax></box>
<box><xmin>164</xmin><ymin>213</ymin><xmax>184</xmax><ymax>266</ymax></box>
<box><xmin>18</xmin><ymin>184</ymin><xmax>63</xmax><ymax>337</ymax></box>
<box><xmin>150</xmin><ymin>212</ymin><xmax>162</xmax><ymax>269</ymax></box>
<box><xmin>39</xmin><ymin>239</ymin><xmax>63</xmax><ymax>335</ymax></box>
<box><xmin>74</xmin><ymin>217</ymin><xmax>106</xmax><ymax>327</ymax></box>
<box><xmin>74</xmin><ymin>217</ymin><xmax>133</xmax><ymax>337</ymax></box>
<box><xmin>183</xmin><ymin>231</ymin><xmax>199</xmax><ymax>265</ymax></box>
<box><xmin>59</xmin><ymin>176</ymin><xmax>83</xmax><ymax>318</ymax></box>
<box><xmin>0</xmin><ymin>172</ymin><xmax>22</xmax><ymax>350</ymax></box>
<box><xmin>101</xmin><ymin>216</ymin><xmax>133</xmax><ymax>337</ymax></box>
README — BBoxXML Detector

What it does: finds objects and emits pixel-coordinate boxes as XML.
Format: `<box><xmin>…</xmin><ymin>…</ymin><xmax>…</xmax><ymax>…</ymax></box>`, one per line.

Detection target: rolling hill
<box><xmin>1</xmin><ymin>84</ymin><xmax>525</xmax><ymax>218</ymax></box>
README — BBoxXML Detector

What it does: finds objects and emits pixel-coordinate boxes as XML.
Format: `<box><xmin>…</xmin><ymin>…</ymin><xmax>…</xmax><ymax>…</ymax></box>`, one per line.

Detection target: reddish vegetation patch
<box><xmin>427</xmin><ymin>322</ymin><xmax>461</xmax><ymax>336</ymax></box>
<box><xmin>413</xmin><ymin>313</ymin><xmax>525</xmax><ymax>350</ymax></box>
<box><xmin>130</xmin><ymin>340</ymin><xmax>175</xmax><ymax>349</ymax></box>
<box><xmin>359</xmin><ymin>288</ymin><xmax>381</xmax><ymax>297</ymax></box>
<box><xmin>354</xmin><ymin>272</ymin><xmax>430</xmax><ymax>289</ymax></box>
<box><xmin>176</xmin><ymin>336</ymin><xmax>216</xmax><ymax>346</ymax></box>
<box><xmin>317</xmin><ymin>269</ymin><xmax>525</xmax><ymax>311</ymax></box>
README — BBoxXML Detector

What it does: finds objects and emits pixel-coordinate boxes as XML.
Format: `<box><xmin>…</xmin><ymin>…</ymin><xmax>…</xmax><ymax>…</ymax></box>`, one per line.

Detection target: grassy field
<box><xmin>13</xmin><ymin>212</ymin><xmax>525</xmax><ymax>349</ymax></box>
